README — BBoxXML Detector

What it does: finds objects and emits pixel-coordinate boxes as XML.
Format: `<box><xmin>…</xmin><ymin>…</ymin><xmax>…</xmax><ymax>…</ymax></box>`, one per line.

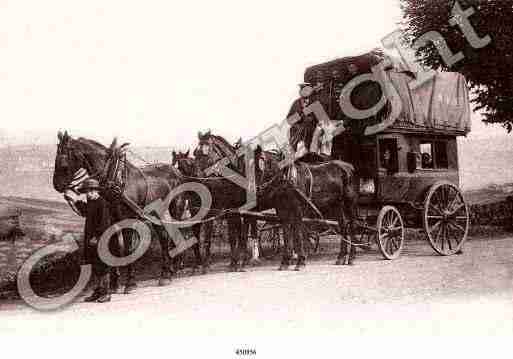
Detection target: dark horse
<box><xmin>193</xmin><ymin>130</ymin><xmax>358</xmax><ymax>270</ymax></box>
<box><xmin>52</xmin><ymin>131</ymin><xmax>182</xmax><ymax>292</ymax></box>
<box><xmin>172</xmin><ymin>147</ymin><xmax>252</xmax><ymax>272</ymax></box>
<box><xmin>192</xmin><ymin>131</ymin><xmax>288</xmax><ymax>269</ymax></box>
<box><xmin>273</xmin><ymin>160</ymin><xmax>358</xmax><ymax>270</ymax></box>
<box><xmin>171</xmin><ymin>149</ymin><xmax>214</xmax><ymax>274</ymax></box>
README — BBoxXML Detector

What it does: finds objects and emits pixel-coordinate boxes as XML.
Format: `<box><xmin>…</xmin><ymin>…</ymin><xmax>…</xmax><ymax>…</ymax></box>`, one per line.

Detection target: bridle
<box><xmin>57</xmin><ymin>139</ymin><xmax>117</xmax><ymax>214</ymax></box>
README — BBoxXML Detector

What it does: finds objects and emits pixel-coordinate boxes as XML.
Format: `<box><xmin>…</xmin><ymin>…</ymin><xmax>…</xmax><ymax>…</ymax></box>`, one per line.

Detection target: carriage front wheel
<box><xmin>376</xmin><ymin>205</ymin><xmax>404</xmax><ymax>260</ymax></box>
<box><xmin>423</xmin><ymin>181</ymin><xmax>469</xmax><ymax>256</ymax></box>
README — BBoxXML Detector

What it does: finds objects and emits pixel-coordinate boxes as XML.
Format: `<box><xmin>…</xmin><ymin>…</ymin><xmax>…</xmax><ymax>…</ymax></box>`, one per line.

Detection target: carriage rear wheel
<box><xmin>376</xmin><ymin>205</ymin><xmax>404</xmax><ymax>260</ymax></box>
<box><xmin>423</xmin><ymin>181</ymin><xmax>469</xmax><ymax>256</ymax></box>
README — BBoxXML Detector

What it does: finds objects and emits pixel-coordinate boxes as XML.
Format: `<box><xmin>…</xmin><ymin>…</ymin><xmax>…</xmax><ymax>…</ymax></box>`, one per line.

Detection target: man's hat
<box><xmin>298</xmin><ymin>82</ymin><xmax>312</xmax><ymax>88</ymax></box>
<box><xmin>78</xmin><ymin>178</ymin><xmax>101</xmax><ymax>193</ymax></box>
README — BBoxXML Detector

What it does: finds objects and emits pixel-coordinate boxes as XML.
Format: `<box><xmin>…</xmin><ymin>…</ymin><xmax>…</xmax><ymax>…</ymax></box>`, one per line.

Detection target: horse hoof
<box><xmin>278</xmin><ymin>265</ymin><xmax>289</xmax><ymax>271</ymax></box>
<box><xmin>201</xmin><ymin>266</ymin><xmax>209</xmax><ymax>275</ymax></box>
<box><xmin>124</xmin><ymin>284</ymin><xmax>137</xmax><ymax>294</ymax></box>
<box><xmin>110</xmin><ymin>286</ymin><xmax>124</xmax><ymax>295</ymax></box>
<box><xmin>237</xmin><ymin>267</ymin><xmax>246</xmax><ymax>272</ymax></box>
<box><xmin>335</xmin><ymin>259</ymin><xmax>343</xmax><ymax>265</ymax></box>
<box><xmin>158</xmin><ymin>278</ymin><xmax>172</xmax><ymax>286</ymax></box>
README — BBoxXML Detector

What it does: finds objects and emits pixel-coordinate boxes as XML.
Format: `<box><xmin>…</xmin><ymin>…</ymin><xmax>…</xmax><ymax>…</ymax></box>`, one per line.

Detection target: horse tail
<box><xmin>333</xmin><ymin>160</ymin><xmax>355</xmax><ymax>186</ymax></box>
<box><xmin>334</xmin><ymin>160</ymin><xmax>357</xmax><ymax>220</ymax></box>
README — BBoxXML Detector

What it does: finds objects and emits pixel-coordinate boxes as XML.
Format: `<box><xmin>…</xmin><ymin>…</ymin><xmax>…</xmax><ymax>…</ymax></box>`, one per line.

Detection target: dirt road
<box><xmin>2</xmin><ymin>234</ymin><xmax>512</xmax><ymax>341</ymax></box>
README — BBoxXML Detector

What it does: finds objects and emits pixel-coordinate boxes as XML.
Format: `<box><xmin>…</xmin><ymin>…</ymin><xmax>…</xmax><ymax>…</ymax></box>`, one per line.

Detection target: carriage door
<box><xmin>356</xmin><ymin>140</ymin><xmax>378</xmax><ymax>199</ymax></box>
<box><xmin>378</xmin><ymin>138</ymin><xmax>399</xmax><ymax>175</ymax></box>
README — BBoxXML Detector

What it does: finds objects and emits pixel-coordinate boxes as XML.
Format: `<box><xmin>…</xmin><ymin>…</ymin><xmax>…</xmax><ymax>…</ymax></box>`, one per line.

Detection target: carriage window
<box><xmin>434</xmin><ymin>141</ymin><xmax>448</xmax><ymax>169</ymax></box>
<box><xmin>420</xmin><ymin>142</ymin><xmax>434</xmax><ymax>169</ymax></box>
<box><xmin>421</xmin><ymin>141</ymin><xmax>448</xmax><ymax>169</ymax></box>
<box><xmin>379</xmin><ymin>139</ymin><xmax>398</xmax><ymax>174</ymax></box>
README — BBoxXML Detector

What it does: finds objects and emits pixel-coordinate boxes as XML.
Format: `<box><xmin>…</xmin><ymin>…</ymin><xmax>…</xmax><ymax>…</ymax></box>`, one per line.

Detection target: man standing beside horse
<box><xmin>65</xmin><ymin>178</ymin><xmax>117</xmax><ymax>303</ymax></box>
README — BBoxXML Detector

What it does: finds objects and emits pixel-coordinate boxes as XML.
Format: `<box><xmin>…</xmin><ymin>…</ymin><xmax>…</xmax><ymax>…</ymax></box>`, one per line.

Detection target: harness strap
<box><xmin>302</xmin><ymin>163</ymin><xmax>314</xmax><ymax>199</ymax></box>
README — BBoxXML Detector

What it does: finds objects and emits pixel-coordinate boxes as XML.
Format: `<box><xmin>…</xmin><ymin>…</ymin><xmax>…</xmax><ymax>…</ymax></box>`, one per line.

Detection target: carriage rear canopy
<box><xmin>303</xmin><ymin>49</ymin><xmax>471</xmax><ymax>137</ymax></box>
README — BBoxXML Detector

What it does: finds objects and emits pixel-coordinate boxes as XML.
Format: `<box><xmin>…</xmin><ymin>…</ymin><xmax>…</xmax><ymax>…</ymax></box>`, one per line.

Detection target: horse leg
<box><xmin>278</xmin><ymin>221</ymin><xmax>293</xmax><ymax>271</ymax></box>
<box><xmin>202</xmin><ymin>221</ymin><xmax>213</xmax><ymax>274</ymax></box>
<box><xmin>347</xmin><ymin>221</ymin><xmax>356</xmax><ymax>265</ymax></box>
<box><xmin>191</xmin><ymin>224</ymin><xmax>203</xmax><ymax>275</ymax></box>
<box><xmin>336</xmin><ymin>207</ymin><xmax>349</xmax><ymax>265</ymax></box>
<box><xmin>227</xmin><ymin>216</ymin><xmax>240</xmax><ymax>272</ymax></box>
<box><xmin>247</xmin><ymin>217</ymin><xmax>260</xmax><ymax>265</ymax></box>
<box><xmin>237</xmin><ymin>217</ymin><xmax>249</xmax><ymax>272</ymax></box>
<box><xmin>292</xmin><ymin>217</ymin><xmax>306</xmax><ymax>271</ymax></box>
<box><xmin>109</xmin><ymin>231</ymin><xmax>122</xmax><ymax>294</ymax></box>
<box><xmin>124</xmin><ymin>228</ymin><xmax>138</xmax><ymax>294</ymax></box>
<box><xmin>154</xmin><ymin>224</ymin><xmax>173</xmax><ymax>286</ymax></box>
<box><xmin>341</xmin><ymin>184</ymin><xmax>358</xmax><ymax>265</ymax></box>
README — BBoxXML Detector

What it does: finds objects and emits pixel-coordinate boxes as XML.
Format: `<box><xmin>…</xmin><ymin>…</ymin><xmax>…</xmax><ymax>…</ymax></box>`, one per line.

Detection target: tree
<box><xmin>400</xmin><ymin>0</ymin><xmax>513</xmax><ymax>131</ymax></box>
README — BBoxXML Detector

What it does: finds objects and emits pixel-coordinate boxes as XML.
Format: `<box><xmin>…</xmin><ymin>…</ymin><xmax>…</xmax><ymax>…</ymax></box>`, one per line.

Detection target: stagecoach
<box><xmin>258</xmin><ymin>50</ymin><xmax>472</xmax><ymax>260</ymax></box>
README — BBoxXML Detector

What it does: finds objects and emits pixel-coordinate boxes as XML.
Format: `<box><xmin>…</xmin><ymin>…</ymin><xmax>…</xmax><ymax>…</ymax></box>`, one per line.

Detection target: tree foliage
<box><xmin>400</xmin><ymin>0</ymin><xmax>513</xmax><ymax>131</ymax></box>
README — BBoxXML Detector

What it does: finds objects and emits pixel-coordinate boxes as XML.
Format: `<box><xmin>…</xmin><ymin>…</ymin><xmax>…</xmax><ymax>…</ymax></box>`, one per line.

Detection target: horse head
<box><xmin>53</xmin><ymin>131</ymin><xmax>109</xmax><ymax>193</ymax></box>
<box><xmin>172</xmin><ymin>149</ymin><xmax>201</xmax><ymax>177</ymax></box>
<box><xmin>193</xmin><ymin>129</ymin><xmax>238</xmax><ymax>172</ymax></box>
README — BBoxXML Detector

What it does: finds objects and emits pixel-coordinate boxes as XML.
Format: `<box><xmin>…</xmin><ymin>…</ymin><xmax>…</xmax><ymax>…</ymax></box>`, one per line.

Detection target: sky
<box><xmin>0</xmin><ymin>0</ymin><xmax>507</xmax><ymax>149</ymax></box>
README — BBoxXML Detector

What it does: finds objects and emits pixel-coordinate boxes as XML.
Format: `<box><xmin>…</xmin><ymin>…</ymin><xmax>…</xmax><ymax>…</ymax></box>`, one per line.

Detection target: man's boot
<box><xmin>96</xmin><ymin>273</ymin><xmax>111</xmax><ymax>303</ymax></box>
<box><xmin>110</xmin><ymin>268</ymin><xmax>122</xmax><ymax>294</ymax></box>
<box><xmin>84</xmin><ymin>288</ymin><xmax>101</xmax><ymax>302</ymax></box>
<box><xmin>124</xmin><ymin>265</ymin><xmax>137</xmax><ymax>294</ymax></box>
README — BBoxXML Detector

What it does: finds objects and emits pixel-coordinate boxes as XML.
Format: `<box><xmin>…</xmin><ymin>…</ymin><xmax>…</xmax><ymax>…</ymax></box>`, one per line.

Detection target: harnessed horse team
<box><xmin>52</xmin><ymin>126</ymin><xmax>357</xmax><ymax>300</ymax></box>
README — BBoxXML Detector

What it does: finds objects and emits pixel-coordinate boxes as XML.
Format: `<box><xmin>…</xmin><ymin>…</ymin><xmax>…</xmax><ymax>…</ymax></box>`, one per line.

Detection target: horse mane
<box><xmin>209</xmin><ymin>134</ymin><xmax>236</xmax><ymax>159</ymax></box>
<box><xmin>75</xmin><ymin>137</ymin><xmax>108</xmax><ymax>155</ymax></box>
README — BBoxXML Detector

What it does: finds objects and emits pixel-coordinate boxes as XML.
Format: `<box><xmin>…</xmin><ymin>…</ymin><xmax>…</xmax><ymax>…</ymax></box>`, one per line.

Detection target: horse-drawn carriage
<box><xmin>255</xmin><ymin>50</ymin><xmax>472</xmax><ymax>261</ymax></box>
<box><xmin>52</xmin><ymin>50</ymin><xmax>472</xmax><ymax>292</ymax></box>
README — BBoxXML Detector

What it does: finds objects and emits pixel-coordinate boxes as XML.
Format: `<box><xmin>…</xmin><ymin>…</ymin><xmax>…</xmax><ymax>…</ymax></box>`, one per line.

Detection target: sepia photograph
<box><xmin>1</xmin><ymin>0</ymin><xmax>512</xmax><ymax>357</ymax></box>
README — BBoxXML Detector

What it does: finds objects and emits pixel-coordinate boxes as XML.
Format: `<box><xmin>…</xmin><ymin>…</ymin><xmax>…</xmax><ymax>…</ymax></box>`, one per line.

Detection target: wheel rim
<box><xmin>377</xmin><ymin>205</ymin><xmax>404</xmax><ymax>260</ymax></box>
<box><xmin>424</xmin><ymin>181</ymin><xmax>469</xmax><ymax>255</ymax></box>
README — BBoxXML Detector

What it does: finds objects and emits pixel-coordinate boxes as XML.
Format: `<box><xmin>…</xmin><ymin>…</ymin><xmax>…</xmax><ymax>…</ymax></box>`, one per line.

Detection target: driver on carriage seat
<box><xmin>287</xmin><ymin>83</ymin><xmax>332</xmax><ymax>164</ymax></box>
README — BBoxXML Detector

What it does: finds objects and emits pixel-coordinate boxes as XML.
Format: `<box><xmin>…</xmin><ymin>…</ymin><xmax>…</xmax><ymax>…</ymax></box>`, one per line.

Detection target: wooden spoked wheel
<box><xmin>376</xmin><ymin>205</ymin><xmax>405</xmax><ymax>260</ymax></box>
<box><xmin>424</xmin><ymin>181</ymin><xmax>469</xmax><ymax>256</ymax></box>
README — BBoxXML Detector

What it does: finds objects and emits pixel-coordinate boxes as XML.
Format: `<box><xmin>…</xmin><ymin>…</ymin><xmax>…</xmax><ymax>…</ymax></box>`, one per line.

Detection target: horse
<box><xmin>194</xmin><ymin>130</ymin><xmax>358</xmax><ymax>270</ymax></box>
<box><xmin>271</xmin><ymin>160</ymin><xmax>358</xmax><ymax>270</ymax></box>
<box><xmin>52</xmin><ymin>131</ymin><xmax>183</xmax><ymax>292</ymax></box>
<box><xmin>171</xmin><ymin>149</ymin><xmax>214</xmax><ymax>273</ymax></box>
<box><xmin>193</xmin><ymin>130</ymin><xmax>287</xmax><ymax>268</ymax></box>
<box><xmin>172</xmin><ymin>148</ymin><xmax>252</xmax><ymax>271</ymax></box>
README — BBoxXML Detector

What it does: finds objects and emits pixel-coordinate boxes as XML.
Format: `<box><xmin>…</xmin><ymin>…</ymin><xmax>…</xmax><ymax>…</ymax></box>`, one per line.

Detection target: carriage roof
<box><xmin>304</xmin><ymin>50</ymin><xmax>471</xmax><ymax>138</ymax></box>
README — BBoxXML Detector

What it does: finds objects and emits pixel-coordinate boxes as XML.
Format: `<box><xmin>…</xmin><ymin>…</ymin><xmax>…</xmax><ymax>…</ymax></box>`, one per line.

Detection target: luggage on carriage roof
<box><xmin>303</xmin><ymin>49</ymin><xmax>471</xmax><ymax>137</ymax></box>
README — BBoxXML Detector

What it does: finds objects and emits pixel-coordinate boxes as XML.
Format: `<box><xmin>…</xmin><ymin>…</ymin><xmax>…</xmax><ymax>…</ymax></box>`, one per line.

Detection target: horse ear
<box><xmin>64</xmin><ymin>130</ymin><xmax>69</xmax><ymax>138</ymax></box>
<box><xmin>119</xmin><ymin>143</ymin><xmax>130</xmax><ymax>154</ymax></box>
<box><xmin>206</xmin><ymin>129</ymin><xmax>211</xmax><ymax>136</ymax></box>
<box><xmin>57</xmin><ymin>131</ymin><xmax>63</xmax><ymax>141</ymax></box>
<box><xmin>198</xmin><ymin>131</ymin><xmax>202</xmax><ymax>140</ymax></box>
<box><xmin>185</xmin><ymin>149</ymin><xmax>190</xmax><ymax>157</ymax></box>
<box><xmin>110</xmin><ymin>137</ymin><xmax>118</xmax><ymax>150</ymax></box>
<box><xmin>172</xmin><ymin>150</ymin><xmax>176</xmax><ymax>158</ymax></box>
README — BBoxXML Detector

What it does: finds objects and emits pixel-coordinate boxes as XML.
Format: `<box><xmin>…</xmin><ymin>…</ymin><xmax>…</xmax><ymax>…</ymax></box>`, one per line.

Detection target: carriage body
<box><xmin>300</xmin><ymin>51</ymin><xmax>472</xmax><ymax>258</ymax></box>
<box><xmin>343</xmin><ymin>128</ymin><xmax>460</xmax><ymax>224</ymax></box>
